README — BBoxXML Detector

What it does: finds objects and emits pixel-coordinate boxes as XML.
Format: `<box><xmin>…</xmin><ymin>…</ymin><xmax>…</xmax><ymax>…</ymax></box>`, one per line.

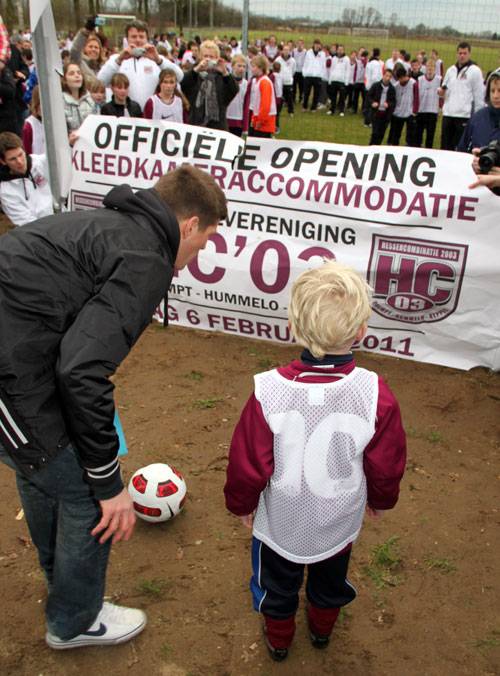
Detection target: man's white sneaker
<box><xmin>45</xmin><ymin>602</ymin><xmax>147</xmax><ymax>649</ymax></box>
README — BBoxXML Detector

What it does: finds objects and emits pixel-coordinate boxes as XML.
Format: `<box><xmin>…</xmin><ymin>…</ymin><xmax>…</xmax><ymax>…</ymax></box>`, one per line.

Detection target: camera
<box><xmin>478</xmin><ymin>140</ymin><xmax>500</xmax><ymax>174</ymax></box>
<box><xmin>207</xmin><ymin>59</ymin><xmax>218</xmax><ymax>68</ymax></box>
<box><xmin>95</xmin><ymin>16</ymin><xmax>106</xmax><ymax>26</ymax></box>
<box><xmin>132</xmin><ymin>47</ymin><xmax>147</xmax><ymax>58</ymax></box>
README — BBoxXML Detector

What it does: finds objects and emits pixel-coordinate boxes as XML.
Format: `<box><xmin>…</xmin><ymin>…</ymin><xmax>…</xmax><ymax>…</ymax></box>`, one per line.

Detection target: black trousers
<box><xmin>293</xmin><ymin>71</ymin><xmax>304</xmax><ymax>101</ymax></box>
<box><xmin>303</xmin><ymin>76</ymin><xmax>322</xmax><ymax>110</ymax></box>
<box><xmin>351</xmin><ymin>83</ymin><xmax>365</xmax><ymax>114</ymax></box>
<box><xmin>388</xmin><ymin>115</ymin><xmax>417</xmax><ymax>146</ymax></box>
<box><xmin>250</xmin><ymin>537</ymin><xmax>356</xmax><ymax>619</ymax></box>
<box><xmin>369</xmin><ymin>113</ymin><xmax>390</xmax><ymax>145</ymax></box>
<box><xmin>328</xmin><ymin>81</ymin><xmax>346</xmax><ymax>113</ymax></box>
<box><xmin>441</xmin><ymin>115</ymin><xmax>468</xmax><ymax>150</ymax></box>
<box><xmin>415</xmin><ymin>112</ymin><xmax>438</xmax><ymax>148</ymax></box>
<box><xmin>282</xmin><ymin>84</ymin><xmax>294</xmax><ymax>114</ymax></box>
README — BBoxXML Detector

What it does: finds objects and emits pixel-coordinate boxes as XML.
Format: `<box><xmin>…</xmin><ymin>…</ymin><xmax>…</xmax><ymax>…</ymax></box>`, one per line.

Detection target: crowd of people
<box><xmin>1</xmin><ymin>17</ymin><xmax>500</xmax><ymax>226</ymax></box>
<box><xmin>0</xmin><ymin>14</ymin><xmax>498</xmax><ymax>663</ymax></box>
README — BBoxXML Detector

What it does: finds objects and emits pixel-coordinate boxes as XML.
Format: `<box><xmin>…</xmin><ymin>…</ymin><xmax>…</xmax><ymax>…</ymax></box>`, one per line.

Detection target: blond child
<box><xmin>226</xmin><ymin>54</ymin><xmax>248</xmax><ymax>136</ymax></box>
<box><xmin>248</xmin><ymin>54</ymin><xmax>276</xmax><ymax>137</ymax></box>
<box><xmin>224</xmin><ymin>260</ymin><xmax>406</xmax><ymax>662</ymax></box>
<box><xmin>143</xmin><ymin>69</ymin><xmax>189</xmax><ymax>122</ymax></box>
<box><xmin>86</xmin><ymin>77</ymin><xmax>107</xmax><ymax>113</ymax></box>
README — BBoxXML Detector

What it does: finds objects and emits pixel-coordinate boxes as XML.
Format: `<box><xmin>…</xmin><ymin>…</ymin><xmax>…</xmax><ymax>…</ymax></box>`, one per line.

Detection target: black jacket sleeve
<box><xmin>56</xmin><ymin>248</ymin><xmax>171</xmax><ymax>500</ymax></box>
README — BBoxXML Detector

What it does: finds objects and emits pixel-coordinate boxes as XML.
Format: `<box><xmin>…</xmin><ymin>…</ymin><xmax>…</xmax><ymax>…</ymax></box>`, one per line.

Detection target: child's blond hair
<box><xmin>288</xmin><ymin>260</ymin><xmax>372</xmax><ymax>358</ymax></box>
<box><xmin>86</xmin><ymin>77</ymin><xmax>106</xmax><ymax>94</ymax></box>
<box><xmin>200</xmin><ymin>40</ymin><xmax>220</xmax><ymax>59</ymax></box>
<box><xmin>251</xmin><ymin>54</ymin><xmax>269</xmax><ymax>74</ymax></box>
<box><xmin>231</xmin><ymin>54</ymin><xmax>247</xmax><ymax>67</ymax></box>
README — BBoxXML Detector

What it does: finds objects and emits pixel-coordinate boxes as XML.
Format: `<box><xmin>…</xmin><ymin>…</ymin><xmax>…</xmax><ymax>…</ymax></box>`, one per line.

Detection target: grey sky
<box><xmin>224</xmin><ymin>0</ymin><xmax>500</xmax><ymax>34</ymax></box>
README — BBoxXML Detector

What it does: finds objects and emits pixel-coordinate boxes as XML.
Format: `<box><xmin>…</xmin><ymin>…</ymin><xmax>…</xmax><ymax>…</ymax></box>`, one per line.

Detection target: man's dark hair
<box><xmin>125</xmin><ymin>20</ymin><xmax>149</xmax><ymax>37</ymax></box>
<box><xmin>0</xmin><ymin>132</ymin><xmax>23</xmax><ymax>160</ymax></box>
<box><xmin>393</xmin><ymin>64</ymin><xmax>406</xmax><ymax>79</ymax></box>
<box><xmin>154</xmin><ymin>166</ymin><xmax>228</xmax><ymax>228</ymax></box>
<box><xmin>457</xmin><ymin>41</ymin><xmax>471</xmax><ymax>51</ymax></box>
<box><xmin>373</xmin><ymin>47</ymin><xmax>380</xmax><ymax>57</ymax></box>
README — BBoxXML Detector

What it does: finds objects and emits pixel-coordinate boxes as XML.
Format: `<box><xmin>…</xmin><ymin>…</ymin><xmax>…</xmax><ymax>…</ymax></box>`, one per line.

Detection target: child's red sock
<box><xmin>308</xmin><ymin>604</ymin><xmax>341</xmax><ymax>637</ymax></box>
<box><xmin>263</xmin><ymin>613</ymin><xmax>296</xmax><ymax>649</ymax></box>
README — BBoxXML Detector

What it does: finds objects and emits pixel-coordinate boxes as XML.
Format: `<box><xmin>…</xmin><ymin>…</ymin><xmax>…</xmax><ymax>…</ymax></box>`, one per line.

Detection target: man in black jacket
<box><xmin>0</xmin><ymin>165</ymin><xmax>227</xmax><ymax>649</ymax></box>
<box><xmin>366</xmin><ymin>68</ymin><xmax>396</xmax><ymax>145</ymax></box>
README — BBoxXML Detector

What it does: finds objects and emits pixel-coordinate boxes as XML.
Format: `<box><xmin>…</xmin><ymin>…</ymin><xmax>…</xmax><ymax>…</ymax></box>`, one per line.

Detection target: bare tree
<box><xmin>73</xmin><ymin>0</ymin><xmax>81</xmax><ymax>26</ymax></box>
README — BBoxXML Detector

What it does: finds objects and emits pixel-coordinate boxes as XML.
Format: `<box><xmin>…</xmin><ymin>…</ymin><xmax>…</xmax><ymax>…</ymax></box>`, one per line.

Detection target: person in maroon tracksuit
<box><xmin>224</xmin><ymin>260</ymin><xmax>406</xmax><ymax>662</ymax></box>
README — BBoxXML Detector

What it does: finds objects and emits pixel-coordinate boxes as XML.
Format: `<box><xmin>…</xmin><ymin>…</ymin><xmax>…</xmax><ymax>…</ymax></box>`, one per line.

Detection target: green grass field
<box><xmin>274</xmin><ymin>104</ymin><xmax>434</xmax><ymax>147</ymax></box>
<box><xmin>183</xmin><ymin>26</ymin><xmax>499</xmax><ymax>147</ymax></box>
<box><xmin>200</xmin><ymin>26</ymin><xmax>500</xmax><ymax>74</ymax></box>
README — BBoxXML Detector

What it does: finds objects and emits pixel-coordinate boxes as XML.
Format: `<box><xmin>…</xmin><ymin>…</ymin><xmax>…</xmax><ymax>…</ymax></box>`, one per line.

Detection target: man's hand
<box><xmin>92</xmin><ymin>487</ymin><xmax>136</xmax><ymax>544</ymax></box>
<box><xmin>240</xmin><ymin>513</ymin><xmax>254</xmax><ymax>528</ymax></box>
<box><xmin>194</xmin><ymin>58</ymin><xmax>210</xmax><ymax>73</ymax></box>
<box><xmin>145</xmin><ymin>43</ymin><xmax>160</xmax><ymax>63</ymax></box>
<box><xmin>216</xmin><ymin>57</ymin><xmax>228</xmax><ymax>75</ymax></box>
<box><xmin>366</xmin><ymin>505</ymin><xmax>385</xmax><ymax>520</ymax></box>
<box><xmin>469</xmin><ymin>168</ymin><xmax>500</xmax><ymax>190</ymax></box>
<box><xmin>116</xmin><ymin>45</ymin><xmax>134</xmax><ymax>65</ymax></box>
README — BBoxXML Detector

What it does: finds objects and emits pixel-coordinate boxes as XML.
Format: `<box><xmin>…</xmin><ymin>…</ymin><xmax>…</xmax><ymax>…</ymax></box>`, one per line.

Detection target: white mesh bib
<box><xmin>253</xmin><ymin>367</ymin><xmax>378</xmax><ymax>564</ymax></box>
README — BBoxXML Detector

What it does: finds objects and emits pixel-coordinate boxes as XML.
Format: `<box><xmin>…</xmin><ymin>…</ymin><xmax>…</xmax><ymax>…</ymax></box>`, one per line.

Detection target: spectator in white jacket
<box><xmin>98</xmin><ymin>20</ymin><xmax>183</xmax><ymax>111</ymax></box>
<box><xmin>0</xmin><ymin>132</ymin><xmax>53</xmax><ymax>226</ymax></box>
<box><xmin>292</xmin><ymin>38</ymin><xmax>306</xmax><ymax>102</ymax></box>
<box><xmin>327</xmin><ymin>44</ymin><xmax>351</xmax><ymax>116</ymax></box>
<box><xmin>365</xmin><ymin>48</ymin><xmax>384</xmax><ymax>92</ymax></box>
<box><xmin>438</xmin><ymin>41</ymin><xmax>485</xmax><ymax>150</ymax></box>
<box><xmin>302</xmin><ymin>40</ymin><xmax>326</xmax><ymax>112</ymax></box>
<box><xmin>275</xmin><ymin>45</ymin><xmax>296</xmax><ymax>116</ymax></box>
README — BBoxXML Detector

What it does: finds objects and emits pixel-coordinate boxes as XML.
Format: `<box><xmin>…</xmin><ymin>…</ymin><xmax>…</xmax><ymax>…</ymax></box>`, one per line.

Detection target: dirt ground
<box><xmin>0</xmin><ymin>217</ymin><xmax>499</xmax><ymax>676</ymax></box>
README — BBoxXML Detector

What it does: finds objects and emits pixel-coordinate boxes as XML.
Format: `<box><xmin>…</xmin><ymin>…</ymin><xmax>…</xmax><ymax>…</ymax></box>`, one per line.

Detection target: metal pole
<box><xmin>194</xmin><ymin>0</ymin><xmax>197</xmax><ymax>29</ymax></box>
<box><xmin>241</xmin><ymin>0</ymin><xmax>249</xmax><ymax>53</ymax></box>
<box><xmin>188</xmin><ymin>0</ymin><xmax>192</xmax><ymax>29</ymax></box>
<box><xmin>31</xmin><ymin>5</ymin><xmax>71</xmax><ymax>212</ymax></box>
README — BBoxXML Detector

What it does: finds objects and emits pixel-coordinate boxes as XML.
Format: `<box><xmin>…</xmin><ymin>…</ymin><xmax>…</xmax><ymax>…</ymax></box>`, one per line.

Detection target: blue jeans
<box><xmin>0</xmin><ymin>443</ymin><xmax>111</xmax><ymax>639</ymax></box>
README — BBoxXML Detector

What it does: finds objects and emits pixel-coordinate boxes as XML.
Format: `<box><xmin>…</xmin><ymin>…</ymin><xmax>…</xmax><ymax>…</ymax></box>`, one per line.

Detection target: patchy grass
<box><xmin>134</xmin><ymin>578</ymin><xmax>168</xmax><ymax>596</ymax></box>
<box><xmin>364</xmin><ymin>536</ymin><xmax>403</xmax><ymax>588</ymax></box>
<box><xmin>472</xmin><ymin>631</ymin><xmax>500</xmax><ymax>655</ymax></box>
<box><xmin>409</xmin><ymin>426</ymin><xmax>447</xmax><ymax>444</ymax></box>
<box><xmin>337</xmin><ymin>606</ymin><xmax>352</xmax><ymax>623</ymax></box>
<box><xmin>184</xmin><ymin>371</ymin><xmax>204</xmax><ymax>381</ymax></box>
<box><xmin>190</xmin><ymin>397</ymin><xmax>224</xmax><ymax>409</ymax></box>
<box><xmin>424</xmin><ymin>555</ymin><xmax>457</xmax><ymax>573</ymax></box>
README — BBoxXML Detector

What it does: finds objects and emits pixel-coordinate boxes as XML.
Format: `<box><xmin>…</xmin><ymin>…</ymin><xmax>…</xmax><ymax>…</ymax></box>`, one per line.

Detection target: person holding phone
<box><xmin>180</xmin><ymin>39</ymin><xmax>238</xmax><ymax>130</ymax></box>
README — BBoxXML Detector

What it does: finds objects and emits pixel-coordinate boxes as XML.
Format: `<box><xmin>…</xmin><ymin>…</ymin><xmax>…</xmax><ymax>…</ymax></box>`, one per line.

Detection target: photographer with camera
<box><xmin>180</xmin><ymin>40</ymin><xmax>238</xmax><ymax>130</ymax></box>
<box><xmin>468</xmin><ymin>146</ymin><xmax>500</xmax><ymax>193</ymax></box>
<box><xmin>457</xmin><ymin>72</ymin><xmax>500</xmax><ymax>195</ymax></box>
<box><xmin>69</xmin><ymin>16</ymin><xmax>107</xmax><ymax>79</ymax></box>
<box><xmin>98</xmin><ymin>20</ymin><xmax>183</xmax><ymax>111</ymax></box>
<box><xmin>458</xmin><ymin>72</ymin><xmax>500</xmax><ymax>153</ymax></box>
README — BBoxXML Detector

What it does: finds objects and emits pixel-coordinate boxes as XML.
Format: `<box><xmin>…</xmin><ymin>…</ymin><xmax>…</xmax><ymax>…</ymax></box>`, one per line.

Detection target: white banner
<box><xmin>69</xmin><ymin>116</ymin><xmax>500</xmax><ymax>371</ymax></box>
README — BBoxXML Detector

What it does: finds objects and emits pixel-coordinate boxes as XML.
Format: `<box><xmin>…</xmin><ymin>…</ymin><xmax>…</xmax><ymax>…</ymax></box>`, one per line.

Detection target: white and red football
<box><xmin>128</xmin><ymin>463</ymin><xmax>187</xmax><ymax>523</ymax></box>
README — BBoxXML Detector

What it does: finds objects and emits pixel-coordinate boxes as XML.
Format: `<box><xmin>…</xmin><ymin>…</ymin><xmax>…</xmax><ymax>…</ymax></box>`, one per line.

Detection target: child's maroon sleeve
<box><xmin>363</xmin><ymin>377</ymin><xmax>407</xmax><ymax>510</ymax></box>
<box><xmin>224</xmin><ymin>392</ymin><xmax>274</xmax><ymax>516</ymax></box>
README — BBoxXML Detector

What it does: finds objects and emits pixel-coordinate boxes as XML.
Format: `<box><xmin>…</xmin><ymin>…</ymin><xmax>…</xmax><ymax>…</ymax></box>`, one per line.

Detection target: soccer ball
<box><xmin>128</xmin><ymin>463</ymin><xmax>187</xmax><ymax>523</ymax></box>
